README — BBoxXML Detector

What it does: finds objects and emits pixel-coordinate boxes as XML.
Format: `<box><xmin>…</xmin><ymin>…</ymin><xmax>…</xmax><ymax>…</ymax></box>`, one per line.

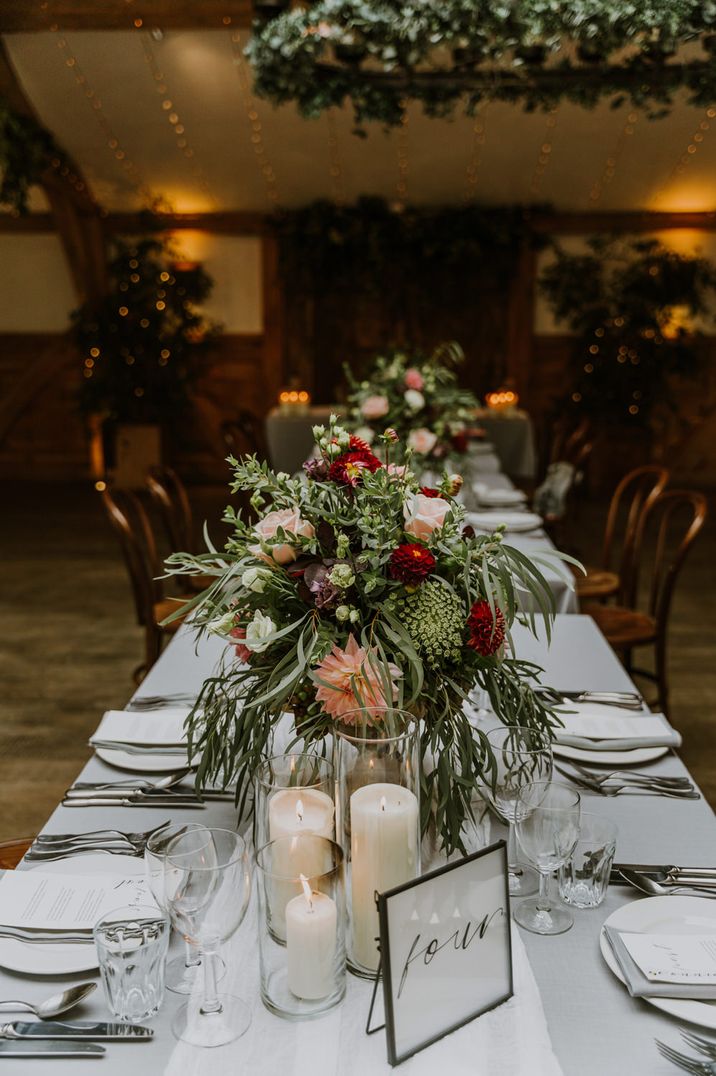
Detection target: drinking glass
<box><xmin>163</xmin><ymin>827</ymin><xmax>252</xmax><ymax>1047</ymax></box>
<box><xmin>514</xmin><ymin>781</ymin><xmax>581</xmax><ymax>935</ymax></box>
<box><xmin>93</xmin><ymin>904</ymin><xmax>169</xmax><ymax>1023</ymax></box>
<box><xmin>558</xmin><ymin>812</ymin><xmax>617</xmax><ymax>909</ymax></box>
<box><xmin>145</xmin><ymin>822</ymin><xmax>225</xmax><ymax>995</ymax></box>
<box><xmin>481</xmin><ymin>725</ymin><xmax>553</xmax><ymax>897</ymax></box>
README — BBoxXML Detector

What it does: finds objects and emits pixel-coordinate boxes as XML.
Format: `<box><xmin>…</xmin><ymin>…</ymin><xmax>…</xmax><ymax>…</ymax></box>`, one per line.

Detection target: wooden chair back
<box><xmin>100</xmin><ymin>486</ymin><xmax>163</xmax><ymax>628</ymax></box>
<box><xmin>549</xmin><ymin>415</ymin><xmax>591</xmax><ymax>466</ymax></box>
<box><xmin>146</xmin><ymin>466</ymin><xmax>194</xmax><ymax>553</ymax></box>
<box><xmin>0</xmin><ymin>838</ymin><xmax>33</xmax><ymax>869</ymax></box>
<box><xmin>630</xmin><ymin>490</ymin><xmax>707</xmax><ymax>633</ymax></box>
<box><xmin>601</xmin><ymin>465</ymin><xmax>669</xmax><ymax>603</ymax></box>
<box><xmin>221</xmin><ymin>410</ymin><xmax>271</xmax><ymax>464</ymax></box>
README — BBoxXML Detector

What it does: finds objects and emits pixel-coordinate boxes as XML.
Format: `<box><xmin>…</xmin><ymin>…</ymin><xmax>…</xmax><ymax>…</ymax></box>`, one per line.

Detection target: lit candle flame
<box><xmin>296</xmin><ymin>798</ymin><xmax>304</xmax><ymax>823</ymax></box>
<box><xmin>299</xmin><ymin>872</ymin><xmax>313</xmax><ymax>912</ymax></box>
<box><xmin>380</xmin><ymin>795</ymin><xmax>387</xmax><ymax>812</ymax></box>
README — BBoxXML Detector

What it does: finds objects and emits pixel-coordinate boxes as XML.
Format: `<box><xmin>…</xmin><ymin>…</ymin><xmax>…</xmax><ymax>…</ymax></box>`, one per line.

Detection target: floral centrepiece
<box><xmin>345</xmin><ymin>341</ymin><xmax>482</xmax><ymax>468</ymax></box>
<box><xmin>166</xmin><ymin>416</ymin><xmax>559</xmax><ymax>854</ymax></box>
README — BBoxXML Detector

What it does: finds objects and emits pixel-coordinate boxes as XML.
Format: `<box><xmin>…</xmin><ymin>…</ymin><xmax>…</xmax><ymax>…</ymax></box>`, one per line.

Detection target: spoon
<box><xmin>619</xmin><ymin>869</ymin><xmax>716</xmax><ymax>899</ymax></box>
<box><xmin>70</xmin><ymin>768</ymin><xmax>195</xmax><ymax>793</ymax></box>
<box><xmin>0</xmin><ymin>982</ymin><xmax>97</xmax><ymax>1019</ymax></box>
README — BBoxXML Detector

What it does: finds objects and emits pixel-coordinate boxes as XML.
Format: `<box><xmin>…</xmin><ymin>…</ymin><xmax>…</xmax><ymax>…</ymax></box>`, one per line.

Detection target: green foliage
<box><xmin>73</xmin><ymin>237</ymin><xmax>218</xmax><ymax>425</ymax></box>
<box><xmin>247</xmin><ymin>1</ymin><xmax>716</xmax><ymax>128</ymax></box>
<box><xmin>164</xmin><ymin>416</ymin><xmax>567</xmax><ymax>854</ymax></box>
<box><xmin>0</xmin><ymin>99</ymin><xmax>68</xmax><ymax>214</ymax></box>
<box><xmin>539</xmin><ymin>235</ymin><xmax>716</xmax><ymax>426</ymax></box>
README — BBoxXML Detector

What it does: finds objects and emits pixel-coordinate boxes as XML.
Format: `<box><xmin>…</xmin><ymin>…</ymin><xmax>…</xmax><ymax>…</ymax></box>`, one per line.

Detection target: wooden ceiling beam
<box><xmin>0</xmin><ymin>1</ymin><xmax>254</xmax><ymax>33</ymax></box>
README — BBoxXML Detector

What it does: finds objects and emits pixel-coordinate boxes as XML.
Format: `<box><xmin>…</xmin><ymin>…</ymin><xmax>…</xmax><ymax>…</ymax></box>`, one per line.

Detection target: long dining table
<box><xmin>3</xmin><ymin>615</ymin><xmax>713</xmax><ymax>1075</ymax></box>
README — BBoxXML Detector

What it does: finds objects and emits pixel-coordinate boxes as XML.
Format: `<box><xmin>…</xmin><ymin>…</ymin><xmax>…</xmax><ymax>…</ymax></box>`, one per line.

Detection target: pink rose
<box><xmin>230</xmin><ymin>626</ymin><xmax>252</xmax><ymax>663</ymax></box>
<box><xmin>361</xmin><ymin>394</ymin><xmax>390</xmax><ymax>420</ymax></box>
<box><xmin>386</xmin><ymin>463</ymin><xmax>407</xmax><ymax>478</ymax></box>
<box><xmin>252</xmin><ymin>507</ymin><xmax>315</xmax><ymax>565</ymax></box>
<box><xmin>404</xmin><ymin>493</ymin><xmax>451</xmax><ymax>540</ymax></box>
<box><xmin>404</xmin><ymin>368</ymin><xmax>424</xmax><ymax>391</ymax></box>
<box><xmin>407</xmin><ymin>427</ymin><xmax>438</xmax><ymax>455</ymax></box>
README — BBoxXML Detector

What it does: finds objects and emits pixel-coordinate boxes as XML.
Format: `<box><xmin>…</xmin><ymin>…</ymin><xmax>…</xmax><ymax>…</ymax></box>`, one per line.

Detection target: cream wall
<box><xmin>0</xmin><ymin>233</ymin><xmax>264</xmax><ymax>334</ymax></box>
<box><xmin>535</xmin><ymin>231</ymin><xmax>716</xmax><ymax>335</ymax></box>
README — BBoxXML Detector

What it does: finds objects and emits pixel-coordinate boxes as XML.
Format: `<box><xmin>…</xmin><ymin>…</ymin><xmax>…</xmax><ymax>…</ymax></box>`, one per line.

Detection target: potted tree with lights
<box><xmin>74</xmin><ymin>236</ymin><xmax>215</xmax><ymax>487</ymax></box>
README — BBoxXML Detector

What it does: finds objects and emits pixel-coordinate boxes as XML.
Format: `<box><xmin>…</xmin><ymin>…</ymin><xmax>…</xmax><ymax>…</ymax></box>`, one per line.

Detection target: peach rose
<box><xmin>361</xmin><ymin>394</ymin><xmax>390</xmax><ymax>420</ymax></box>
<box><xmin>404</xmin><ymin>492</ymin><xmax>451</xmax><ymax>540</ymax></box>
<box><xmin>404</xmin><ymin>368</ymin><xmax>424</xmax><ymax>391</ymax></box>
<box><xmin>407</xmin><ymin>427</ymin><xmax>438</xmax><ymax>455</ymax></box>
<box><xmin>252</xmin><ymin>507</ymin><xmax>315</xmax><ymax>565</ymax></box>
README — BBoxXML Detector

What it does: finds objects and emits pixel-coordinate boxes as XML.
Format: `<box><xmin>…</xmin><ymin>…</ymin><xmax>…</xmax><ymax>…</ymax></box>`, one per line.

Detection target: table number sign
<box><xmin>373</xmin><ymin>840</ymin><xmax>512</xmax><ymax>1066</ymax></box>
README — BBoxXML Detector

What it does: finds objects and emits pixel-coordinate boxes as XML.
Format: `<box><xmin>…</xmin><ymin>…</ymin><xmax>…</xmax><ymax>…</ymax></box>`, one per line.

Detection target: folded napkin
<box><xmin>603</xmin><ymin>925</ymin><xmax>716</xmax><ymax>999</ymax></box>
<box><xmin>89</xmin><ymin>707</ymin><xmax>190</xmax><ymax>749</ymax></box>
<box><xmin>555</xmin><ymin>706</ymin><xmax>681</xmax><ymax>751</ymax></box>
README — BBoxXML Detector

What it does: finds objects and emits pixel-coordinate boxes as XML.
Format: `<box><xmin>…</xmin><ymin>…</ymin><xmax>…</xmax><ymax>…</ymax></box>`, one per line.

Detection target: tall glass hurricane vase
<box><xmin>333</xmin><ymin>707</ymin><xmax>420</xmax><ymax>978</ymax></box>
<box><xmin>163</xmin><ymin>827</ymin><xmax>252</xmax><ymax>1047</ymax></box>
<box><xmin>481</xmin><ymin>726</ymin><xmax>553</xmax><ymax>897</ymax></box>
<box><xmin>514</xmin><ymin>781</ymin><xmax>581</xmax><ymax>936</ymax></box>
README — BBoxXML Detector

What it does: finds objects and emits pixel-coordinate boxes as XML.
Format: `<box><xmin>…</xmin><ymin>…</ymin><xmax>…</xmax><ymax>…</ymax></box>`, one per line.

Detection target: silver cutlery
<box><xmin>619</xmin><ymin>869</ymin><xmax>716</xmax><ymax>899</ymax></box>
<box><xmin>657</xmin><ymin>1038</ymin><xmax>716</xmax><ymax>1074</ymax></box>
<box><xmin>0</xmin><ymin>984</ymin><xmax>96</xmax><ymax>1019</ymax></box>
<box><xmin>70</xmin><ymin>768</ymin><xmax>194</xmax><ymax>792</ymax></box>
<box><xmin>0</xmin><ymin>1022</ymin><xmax>152</xmax><ymax>1041</ymax></box>
<box><xmin>555</xmin><ymin>765</ymin><xmax>700</xmax><ymax>799</ymax></box>
<box><xmin>65</xmin><ymin>784</ymin><xmax>234</xmax><ymax>802</ymax></box>
<box><xmin>24</xmin><ymin>847</ymin><xmax>146</xmax><ymax>862</ymax></box>
<box><xmin>125</xmin><ymin>693</ymin><xmax>196</xmax><ymax>711</ymax></box>
<box><xmin>0</xmin><ymin>1040</ymin><xmax>105</xmax><ymax>1058</ymax></box>
<box><xmin>612</xmin><ymin>863</ymin><xmax>716</xmax><ymax>880</ymax></box>
<box><xmin>538</xmin><ymin>687</ymin><xmax>644</xmax><ymax>711</ymax></box>
<box><xmin>0</xmin><ymin>928</ymin><xmax>95</xmax><ymax>944</ymax></box>
<box><xmin>90</xmin><ymin>740</ymin><xmax>190</xmax><ymax>757</ymax></box>
<box><xmin>61</xmin><ymin>796</ymin><xmax>207</xmax><ymax>810</ymax></box>
<box><xmin>681</xmin><ymin>1030</ymin><xmax>716</xmax><ymax>1061</ymax></box>
<box><xmin>35</xmin><ymin>821</ymin><xmax>170</xmax><ymax>848</ymax></box>
<box><xmin>567</xmin><ymin>761</ymin><xmax>692</xmax><ymax>788</ymax></box>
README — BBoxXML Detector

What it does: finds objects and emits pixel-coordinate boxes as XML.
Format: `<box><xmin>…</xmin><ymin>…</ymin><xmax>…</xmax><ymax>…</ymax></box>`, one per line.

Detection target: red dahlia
<box><xmin>467</xmin><ymin>600</ymin><xmax>506</xmax><ymax>656</ymax></box>
<box><xmin>349</xmin><ymin>434</ymin><xmax>372</xmax><ymax>453</ymax></box>
<box><xmin>419</xmin><ymin>486</ymin><xmax>442</xmax><ymax>498</ymax></box>
<box><xmin>328</xmin><ymin>448</ymin><xmax>382</xmax><ymax>486</ymax></box>
<box><xmin>389</xmin><ymin>543</ymin><xmax>436</xmax><ymax>586</ymax></box>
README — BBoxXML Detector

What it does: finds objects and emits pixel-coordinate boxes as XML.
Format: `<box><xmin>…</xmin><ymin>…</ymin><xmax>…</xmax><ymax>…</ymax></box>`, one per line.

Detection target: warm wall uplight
<box><xmin>655</xmin><ymin>229</ymin><xmax>708</xmax><ymax>256</ymax></box>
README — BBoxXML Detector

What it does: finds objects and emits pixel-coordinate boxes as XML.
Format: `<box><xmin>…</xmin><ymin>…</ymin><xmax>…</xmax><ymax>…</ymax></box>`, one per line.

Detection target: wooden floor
<box><xmin>0</xmin><ymin>480</ymin><xmax>714</xmax><ymax>840</ymax></box>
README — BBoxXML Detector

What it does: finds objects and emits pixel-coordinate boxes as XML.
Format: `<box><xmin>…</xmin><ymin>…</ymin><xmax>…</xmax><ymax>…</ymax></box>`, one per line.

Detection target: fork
<box><xmin>656</xmin><ymin>1039</ymin><xmax>716</xmax><ymax>1073</ymax></box>
<box><xmin>555</xmin><ymin>766</ymin><xmax>700</xmax><ymax>799</ymax></box>
<box><xmin>34</xmin><ymin>821</ymin><xmax>170</xmax><ymax>849</ymax></box>
<box><xmin>567</xmin><ymin>760</ymin><xmax>693</xmax><ymax>789</ymax></box>
<box><xmin>681</xmin><ymin>1031</ymin><xmax>716</xmax><ymax>1060</ymax></box>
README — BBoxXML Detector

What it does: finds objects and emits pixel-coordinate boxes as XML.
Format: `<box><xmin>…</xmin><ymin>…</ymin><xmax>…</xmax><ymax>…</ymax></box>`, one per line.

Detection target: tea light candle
<box><xmin>350</xmin><ymin>782</ymin><xmax>419</xmax><ymax>971</ymax></box>
<box><xmin>278</xmin><ymin>389</ymin><xmax>311</xmax><ymax>414</ymax></box>
<box><xmin>286</xmin><ymin>875</ymin><xmax>337</xmax><ymax>1000</ymax></box>
<box><xmin>269</xmin><ymin>789</ymin><xmax>334</xmax><ymax>937</ymax></box>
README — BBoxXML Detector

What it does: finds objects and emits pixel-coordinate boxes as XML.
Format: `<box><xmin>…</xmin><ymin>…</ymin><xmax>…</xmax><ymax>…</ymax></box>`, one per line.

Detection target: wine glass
<box><xmin>481</xmin><ymin>725</ymin><xmax>553</xmax><ymax>897</ymax></box>
<box><xmin>163</xmin><ymin>827</ymin><xmax>252</xmax><ymax>1047</ymax></box>
<box><xmin>145</xmin><ymin>822</ymin><xmax>225</xmax><ymax>996</ymax></box>
<box><xmin>514</xmin><ymin>780</ymin><xmax>581</xmax><ymax>936</ymax></box>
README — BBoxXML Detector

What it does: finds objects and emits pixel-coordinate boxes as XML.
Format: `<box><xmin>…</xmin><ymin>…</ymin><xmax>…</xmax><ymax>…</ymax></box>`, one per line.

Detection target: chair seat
<box><xmin>575</xmin><ymin>566</ymin><xmax>620</xmax><ymax>600</ymax></box>
<box><xmin>154</xmin><ymin>598</ymin><xmax>189</xmax><ymax>633</ymax></box>
<box><xmin>585</xmin><ymin>604</ymin><xmax>657</xmax><ymax>648</ymax></box>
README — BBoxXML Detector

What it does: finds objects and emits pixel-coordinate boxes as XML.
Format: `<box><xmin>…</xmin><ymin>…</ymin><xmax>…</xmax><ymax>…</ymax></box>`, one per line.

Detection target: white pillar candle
<box><xmin>286</xmin><ymin>875</ymin><xmax>337</xmax><ymax>1000</ymax></box>
<box><xmin>268</xmin><ymin>788</ymin><xmax>334</xmax><ymax>937</ymax></box>
<box><xmin>350</xmin><ymin>782</ymin><xmax>419</xmax><ymax>971</ymax></box>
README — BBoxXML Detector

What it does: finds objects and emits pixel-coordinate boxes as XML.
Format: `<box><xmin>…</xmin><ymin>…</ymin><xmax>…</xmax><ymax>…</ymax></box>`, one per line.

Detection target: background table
<box><xmin>473</xmin><ymin>411</ymin><xmax>537</xmax><ymax>479</ymax></box>
<box><xmin>4</xmin><ymin>618</ymin><xmax>712</xmax><ymax>1074</ymax></box>
<box><xmin>265</xmin><ymin>406</ymin><xmax>337</xmax><ymax>472</ymax></box>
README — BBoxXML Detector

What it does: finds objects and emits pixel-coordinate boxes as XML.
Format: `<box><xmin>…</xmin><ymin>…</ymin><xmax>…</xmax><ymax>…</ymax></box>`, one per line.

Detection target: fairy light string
<box><xmin>230</xmin><ymin>31</ymin><xmax>280</xmax><ymax>207</ymax></box>
<box><xmin>530</xmin><ymin>108</ymin><xmax>559</xmax><ymax>196</ymax></box>
<box><xmin>588</xmin><ymin>109</ymin><xmax>639</xmax><ymax>206</ymax></box>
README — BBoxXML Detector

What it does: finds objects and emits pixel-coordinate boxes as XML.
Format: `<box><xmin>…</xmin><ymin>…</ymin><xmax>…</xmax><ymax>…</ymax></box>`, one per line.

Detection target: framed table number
<box><xmin>376</xmin><ymin>840</ymin><xmax>513</xmax><ymax>1066</ymax></box>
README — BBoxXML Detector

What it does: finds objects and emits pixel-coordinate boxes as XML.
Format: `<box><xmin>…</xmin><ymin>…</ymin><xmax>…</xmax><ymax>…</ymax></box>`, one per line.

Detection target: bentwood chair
<box><xmin>0</xmin><ymin>838</ymin><xmax>33</xmax><ymax>869</ymax></box>
<box><xmin>585</xmin><ymin>489</ymin><xmax>707</xmax><ymax>717</ymax></box>
<box><xmin>541</xmin><ymin>440</ymin><xmax>593</xmax><ymax>553</ymax></box>
<box><xmin>576</xmin><ymin>465</ymin><xmax>670</xmax><ymax>603</ymax></box>
<box><xmin>221</xmin><ymin>410</ymin><xmax>271</xmax><ymax>464</ymax></box>
<box><xmin>101</xmin><ymin>486</ymin><xmax>189</xmax><ymax>683</ymax></box>
<box><xmin>145</xmin><ymin>467</ymin><xmax>209</xmax><ymax>595</ymax></box>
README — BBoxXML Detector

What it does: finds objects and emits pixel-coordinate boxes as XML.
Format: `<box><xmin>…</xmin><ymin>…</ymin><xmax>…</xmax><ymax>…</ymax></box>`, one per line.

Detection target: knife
<box><xmin>612</xmin><ymin>862</ymin><xmax>716</xmax><ymax>877</ymax></box>
<box><xmin>0</xmin><ymin>1039</ymin><xmax>105</xmax><ymax>1057</ymax></box>
<box><xmin>0</xmin><ymin>1021</ymin><xmax>152</xmax><ymax>1041</ymax></box>
<box><xmin>62</xmin><ymin>797</ymin><xmax>206</xmax><ymax>809</ymax></box>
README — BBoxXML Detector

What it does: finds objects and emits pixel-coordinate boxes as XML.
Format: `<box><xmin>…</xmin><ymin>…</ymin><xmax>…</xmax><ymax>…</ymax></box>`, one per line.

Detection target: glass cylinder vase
<box><xmin>256</xmin><ymin>835</ymin><xmax>346</xmax><ymax>1020</ymax></box>
<box><xmin>333</xmin><ymin>707</ymin><xmax>421</xmax><ymax>978</ymax></box>
<box><xmin>254</xmin><ymin>752</ymin><xmax>335</xmax><ymax>942</ymax></box>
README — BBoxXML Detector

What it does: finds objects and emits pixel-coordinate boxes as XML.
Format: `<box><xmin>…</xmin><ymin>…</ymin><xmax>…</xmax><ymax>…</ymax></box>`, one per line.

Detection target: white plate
<box><xmin>95</xmin><ymin>746</ymin><xmax>191</xmax><ymax>773</ymax></box>
<box><xmin>467</xmin><ymin>510</ymin><xmax>543</xmax><ymax>533</ymax></box>
<box><xmin>600</xmin><ymin>896</ymin><xmax>716</xmax><ymax>1029</ymax></box>
<box><xmin>478</xmin><ymin>489</ymin><xmax>528</xmax><ymax>507</ymax></box>
<box><xmin>469</xmin><ymin>443</ymin><xmax>494</xmax><ymax>455</ymax></box>
<box><xmin>554</xmin><ymin>743</ymin><xmax>668</xmax><ymax>765</ymax></box>
<box><xmin>0</xmin><ymin>855</ymin><xmax>146</xmax><ymax>975</ymax></box>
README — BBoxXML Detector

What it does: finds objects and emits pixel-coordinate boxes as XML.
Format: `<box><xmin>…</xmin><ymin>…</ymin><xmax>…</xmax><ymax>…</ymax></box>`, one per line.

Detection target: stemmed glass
<box><xmin>481</xmin><ymin>726</ymin><xmax>553</xmax><ymax>897</ymax></box>
<box><xmin>163</xmin><ymin>827</ymin><xmax>252</xmax><ymax>1047</ymax></box>
<box><xmin>145</xmin><ymin>822</ymin><xmax>225</xmax><ymax>995</ymax></box>
<box><xmin>514</xmin><ymin>780</ymin><xmax>581</xmax><ymax>936</ymax></box>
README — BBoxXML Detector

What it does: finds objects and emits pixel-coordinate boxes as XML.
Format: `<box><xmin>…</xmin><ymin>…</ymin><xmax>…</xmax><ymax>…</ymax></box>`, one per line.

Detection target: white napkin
<box><xmin>554</xmin><ymin>706</ymin><xmax>681</xmax><ymax>751</ymax></box>
<box><xmin>90</xmin><ymin>708</ymin><xmax>190</xmax><ymax>748</ymax></box>
<box><xmin>603</xmin><ymin>926</ymin><xmax>716</xmax><ymax>999</ymax></box>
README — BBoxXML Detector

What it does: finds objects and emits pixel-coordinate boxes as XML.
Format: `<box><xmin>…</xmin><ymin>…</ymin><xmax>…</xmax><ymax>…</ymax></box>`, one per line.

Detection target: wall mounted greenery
<box><xmin>271</xmin><ymin>197</ymin><xmax>546</xmax><ymax>399</ymax></box>
<box><xmin>539</xmin><ymin>235</ymin><xmax>716</xmax><ymax>429</ymax></box>
<box><xmin>0</xmin><ymin>98</ymin><xmax>68</xmax><ymax>214</ymax></box>
<box><xmin>247</xmin><ymin>0</ymin><xmax>716</xmax><ymax>129</ymax></box>
<box><xmin>74</xmin><ymin>236</ymin><xmax>218</xmax><ymax>426</ymax></box>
